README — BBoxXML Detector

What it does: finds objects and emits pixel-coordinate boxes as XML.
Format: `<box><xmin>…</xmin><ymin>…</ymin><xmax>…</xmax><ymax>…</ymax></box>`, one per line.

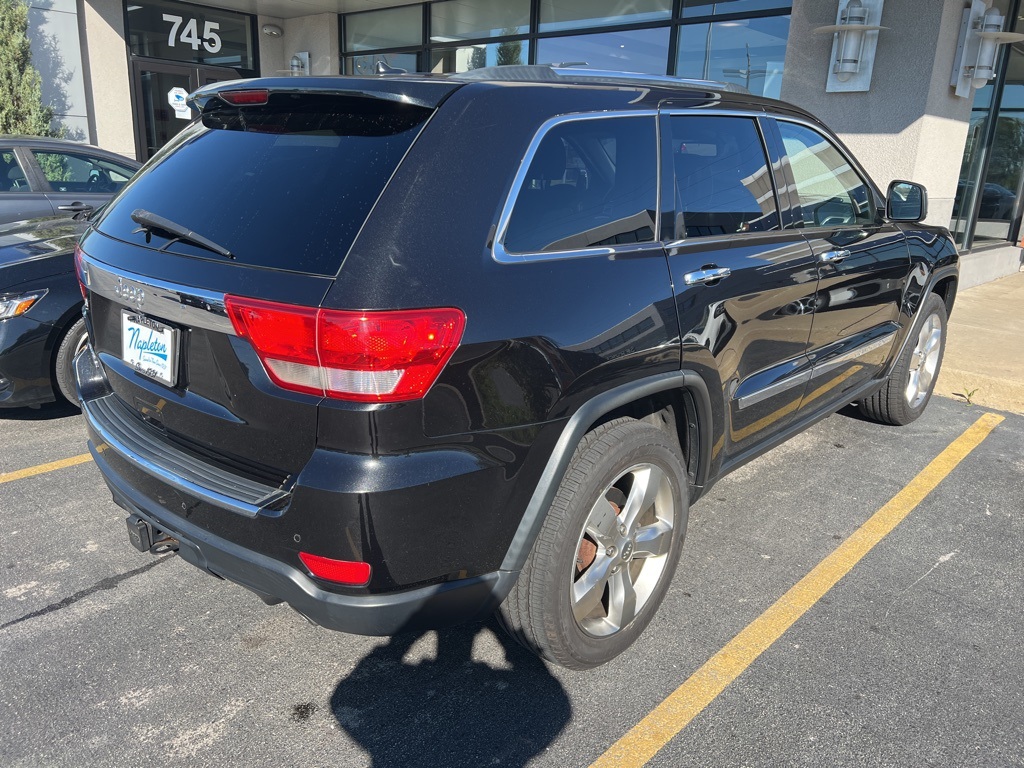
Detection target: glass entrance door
<box><xmin>131</xmin><ymin>60</ymin><xmax>240</xmax><ymax>161</ymax></box>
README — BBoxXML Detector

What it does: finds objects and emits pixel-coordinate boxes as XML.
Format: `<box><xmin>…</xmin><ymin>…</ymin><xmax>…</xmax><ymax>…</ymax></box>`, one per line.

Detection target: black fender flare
<box><xmin>498</xmin><ymin>370</ymin><xmax>714</xmax><ymax>575</ymax></box>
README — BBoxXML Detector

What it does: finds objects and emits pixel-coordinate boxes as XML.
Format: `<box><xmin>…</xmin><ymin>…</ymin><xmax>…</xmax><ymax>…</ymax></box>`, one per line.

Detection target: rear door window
<box><xmin>668</xmin><ymin>115</ymin><xmax>779</xmax><ymax>238</ymax></box>
<box><xmin>776</xmin><ymin>120</ymin><xmax>874</xmax><ymax>228</ymax></box>
<box><xmin>31</xmin><ymin>150</ymin><xmax>137</xmax><ymax>194</ymax></box>
<box><xmin>96</xmin><ymin>94</ymin><xmax>432</xmax><ymax>276</ymax></box>
<box><xmin>503</xmin><ymin>115</ymin><xmax>658</xmax><ymax>254</ymax></box>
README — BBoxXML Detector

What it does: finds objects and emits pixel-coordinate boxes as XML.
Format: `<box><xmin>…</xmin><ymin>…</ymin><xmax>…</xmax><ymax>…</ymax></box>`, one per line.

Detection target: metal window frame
<box><xmin>954</xmin><ymin>0</ymin><xmax>1023</xmax><ymax>251</ymax></box>
<box><xmin>336</xmin><ymin>0</ymin><xmax>793</xmax><ymax>77</ymax></box>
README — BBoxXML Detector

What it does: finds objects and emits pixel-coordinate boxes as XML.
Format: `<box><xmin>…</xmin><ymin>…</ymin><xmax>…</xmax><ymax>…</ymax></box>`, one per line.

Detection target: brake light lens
<box><xmin>74</xmin><ymin>245</ymin><xmax>88</xmax><ymax>300</ymax></box>
<box><xmin>299</xmin><ymin>552</ymin><xmax>371</xmax><ymax>586</ymax></box>
<box><xmin>218</xmin><ymin>89</ymin><xmax>270</xmax><ymax>106</ymax></box>
<box><xmin>224</xmin><ymin>296</ymin><xmax>465</xmax><ymax>403</ymax></box>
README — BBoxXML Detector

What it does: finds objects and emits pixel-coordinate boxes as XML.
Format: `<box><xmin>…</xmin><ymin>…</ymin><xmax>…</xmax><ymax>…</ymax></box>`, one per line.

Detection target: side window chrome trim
<box><xmin>492</xmin><ymin>110</ymin><xmax>658</xmax><ymax>265</ymax></box>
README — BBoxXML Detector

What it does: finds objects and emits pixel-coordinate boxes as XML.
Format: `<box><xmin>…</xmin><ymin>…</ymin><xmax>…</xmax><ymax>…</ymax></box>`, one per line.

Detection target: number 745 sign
<box><xmin>162</xmin><ymin>13</ymin><xmax>222</xmax><ymax>53</ymax></box>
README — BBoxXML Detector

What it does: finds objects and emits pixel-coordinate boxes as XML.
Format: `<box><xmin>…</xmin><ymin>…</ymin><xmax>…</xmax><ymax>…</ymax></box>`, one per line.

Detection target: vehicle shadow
<box><xmin>0</xmin><ymin>401</ymin><xmax>81</xmax><ymax>421</ymax></box>
<box><xmin>330</xmin><ymin>617</ymin><xmax>572</xmax><ymax>768</ymax></box>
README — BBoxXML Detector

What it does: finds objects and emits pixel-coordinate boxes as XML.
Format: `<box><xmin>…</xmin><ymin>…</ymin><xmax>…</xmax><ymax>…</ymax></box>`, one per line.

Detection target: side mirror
<box><xmin>886</xmin><ymin>180</ymin><xmax>928</xmax><ymax>222</ymax></box>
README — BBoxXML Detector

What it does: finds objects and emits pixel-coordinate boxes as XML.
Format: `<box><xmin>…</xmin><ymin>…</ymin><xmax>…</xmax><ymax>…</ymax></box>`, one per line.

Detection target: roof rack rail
<box><xmin>449</xmin><ymin>64</ymin><xmax>749</xmax><ymax>93</ymax></box>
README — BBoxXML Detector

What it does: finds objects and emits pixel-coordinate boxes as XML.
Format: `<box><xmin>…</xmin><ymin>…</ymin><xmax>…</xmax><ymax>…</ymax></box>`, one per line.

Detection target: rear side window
<box><xmin>503</xmin><ymin>116</ymin><xmax>657</xmax><ymax>254</ymax></box>
<box><xmin>669</xmin><ymin>115</ymin><xmax>779</xmax><ymax>238</ymax></box>
<box><xmin>96</xmin><ymin>95</ymin><xmax>431</xmax><ymax>276</ymax></box>
<box><xmin>777</xmin><ymin>121</ymin><xmax>874</xmax><ymax>228</ymax></box>
<box><xmin>1</xmin><ymin>150</ymin><xmax>29</xmax><ymax>192</ymax></box>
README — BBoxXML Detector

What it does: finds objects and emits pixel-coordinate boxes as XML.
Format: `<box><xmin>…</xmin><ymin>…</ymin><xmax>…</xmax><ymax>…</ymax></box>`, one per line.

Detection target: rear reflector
<box><xmin>224</xmin><ymin>296</ymin><xmax>465</xmax><ymax>403</ymax></box>
<box><xmin>74</xmin><ymin>245</ymin><xmax>88</xmax><ymax>300</ymax></box>
<box><xmin>299</xmin><ymin>552</ymin><xmax>371</xmax><ymax>586</ymax></box>
<box><xmin>218</xmin><ymin>89</ymin><xmax>270</xmax><ymax>106</ymax></box>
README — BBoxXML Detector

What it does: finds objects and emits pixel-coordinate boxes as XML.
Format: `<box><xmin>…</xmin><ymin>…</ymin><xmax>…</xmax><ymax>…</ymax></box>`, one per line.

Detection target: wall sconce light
<box><xmin>951</xmin><ymin>0</ymin><xmax>1024</xmax><ymax>98</ymax></box>
<box><xmin>815</xmin><ymin>0</ymin><xmax>887</xmax><ymax>93</ymax></box>
<box><xmin>261</xmin><ymin>23</ymin><xmax>282</xmax><ymax>37</ymax></box>
<box><xmin>290</xmin><ymin>52</ymin><xmax>310</xmax><ymax>76</ymax></box>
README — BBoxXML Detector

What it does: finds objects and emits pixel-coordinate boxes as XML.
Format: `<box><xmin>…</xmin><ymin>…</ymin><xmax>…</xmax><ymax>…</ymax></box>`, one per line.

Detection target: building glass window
<box><xmin>675</xmin><ymin>15</ymin><xmax>789</xmax><ymax>98</ymax></box>
<box><xmin>338</xmin><ymin>0</ymin><xmax>793</xmax><ymax>98</ymax></box>
<box><xmin>682</xmin><ymin>0</ymin><xmax>792</xmax><ymax>18</ymax></box>
<box><xmin>430</xmin><ymin>0</ymin><xmax>529</xmax><ymax>42</ymax></box>
<box><xmin>126</xmin><ymin>0</ymin><xmax>254</xmax><ymax>70</ymax></box>
<box><xmin>431</xmin><ymin>41</ymin><xmax>528</xmax><ymax>73</ymax></box>
<box><xmin>346</xmin><ymin>52</ymin><xmax>421</xmax><ymax>75</ymax></box>
<box><xmin>950</xmin><ymin>0</ymin><xmax>1022</xmax><ymax>249</ymax></box>
<box><xmin>538</xmin><ymin>0</ymin><xmax>672</xmax><ymax>34</ymax></box>
<box><xmin>344</xmin><ymin>5</ymin><xmax>423</xmax><ymax>52</ymax></box>
<box><xmin>536</xmin><ymin>27</ymin><xmax>671</xmax><ymax>74</ymax></box>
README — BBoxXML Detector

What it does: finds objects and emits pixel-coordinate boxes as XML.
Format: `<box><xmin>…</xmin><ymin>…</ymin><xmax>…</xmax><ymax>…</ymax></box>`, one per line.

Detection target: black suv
<box><xmin>75</xmin><ymin>67</ymin><xmax>957</xmax><ymax>669</ymax></box>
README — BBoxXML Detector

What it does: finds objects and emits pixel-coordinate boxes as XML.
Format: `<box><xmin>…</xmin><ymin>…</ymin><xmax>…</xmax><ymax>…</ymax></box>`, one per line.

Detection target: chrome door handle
<box><xmin>683</xmin><ymin>267</ymin><xmax>731</xmax><ymax>286</ymax></box>
<box><xmin>819</xmin><ymin>249</ymin><xmax>851</xmax><ymax>264</ymax></box>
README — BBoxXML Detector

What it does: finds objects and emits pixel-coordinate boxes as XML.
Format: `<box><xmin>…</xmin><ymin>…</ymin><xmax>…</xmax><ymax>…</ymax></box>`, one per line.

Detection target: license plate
<box><xmin>121</xmin><ymin>310</ymin><xmax>178</xmax><ymax>387</ymax></box>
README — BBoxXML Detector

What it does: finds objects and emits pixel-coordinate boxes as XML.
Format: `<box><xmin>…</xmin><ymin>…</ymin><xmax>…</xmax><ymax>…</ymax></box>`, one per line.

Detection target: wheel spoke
<box><xmin>632</xmin><ymin>520</ymin><xmax>672</xmax><ymax>559</ymax></box>
<box><xmin>572</xmin><ymin>556</ymin><xmax>612</xmax><ymax>622</ymax></box>
<box><xmin>584</xmin><ymin>497</ymin><xmax>619</xmax><ymax>545</ymax></box>
<box><xmin>918</xmin><ymin>363</ymin><xmax>935</xmax><ymax>393</ymax></box>
<box><xmin>620</xmin><ymin>465</ymin><xmax>664</xmax><ymax>530</ymax></box>
<box><xmin>905</xmin><ymin>368</ymin><xmax>920</xmax><ymax>403</ymax></box>
<box><xmin>606</xmin><ymin>568</ymin><xmax>638</xmax><ymax>630</ymax></box>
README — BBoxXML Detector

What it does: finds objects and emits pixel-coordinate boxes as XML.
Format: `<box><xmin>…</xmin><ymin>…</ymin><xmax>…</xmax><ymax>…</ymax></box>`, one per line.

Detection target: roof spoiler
<box><xmin>189</xmin><ymin>77</ymin><xmax>459</xmax><ymax>112</ymax></box>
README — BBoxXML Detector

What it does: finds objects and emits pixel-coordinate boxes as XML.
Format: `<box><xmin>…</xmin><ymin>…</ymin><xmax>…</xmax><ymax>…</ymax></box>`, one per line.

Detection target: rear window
<box><xmin>96</xmin><ymin>94</ymin><xmax>431</xmax><ymax>276</ymax></box>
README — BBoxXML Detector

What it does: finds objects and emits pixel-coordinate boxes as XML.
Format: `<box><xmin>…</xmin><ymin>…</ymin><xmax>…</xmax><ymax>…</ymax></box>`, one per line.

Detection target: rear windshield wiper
<box><xmin>130</xmin><ymin>209</ymin><xmax>235</xmax><ymax>260</ymax></box>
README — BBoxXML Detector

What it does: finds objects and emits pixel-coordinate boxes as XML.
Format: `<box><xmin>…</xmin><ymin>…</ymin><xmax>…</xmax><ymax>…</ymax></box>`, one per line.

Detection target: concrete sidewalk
<box><xmin>934</xmin><ymin>269</ymin><xmax>1024</xmax><ymax>415</ymax></box>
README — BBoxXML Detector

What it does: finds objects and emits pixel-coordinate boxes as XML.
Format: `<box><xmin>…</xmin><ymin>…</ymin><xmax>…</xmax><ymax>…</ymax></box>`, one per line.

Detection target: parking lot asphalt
<box><xmin>1</xmin><ymin>394</ymin><xmax>1021</xmax><ymax>768</ymax></box>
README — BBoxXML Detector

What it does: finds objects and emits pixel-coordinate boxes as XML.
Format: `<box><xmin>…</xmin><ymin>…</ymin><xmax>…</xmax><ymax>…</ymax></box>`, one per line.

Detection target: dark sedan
<box><xmin>1</xmin><ymin>136</ymin><xmax>140</xmax><ymax>226</ymax></box>
<box><xmin>0</xmin><ymin>214</ymin><xmax>89</xmax><ymax>408</ymax></box>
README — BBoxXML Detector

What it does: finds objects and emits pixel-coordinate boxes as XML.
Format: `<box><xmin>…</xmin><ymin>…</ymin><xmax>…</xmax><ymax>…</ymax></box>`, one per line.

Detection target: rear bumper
<box><xmin>77</xmin><ymin>345</ymin><xmax>520</xmax><ymax>635</ymax></box>
<box><xmin>97</xmin><ymin>444</ymin><xmax>514</xmax><ymax>634</ymax></box>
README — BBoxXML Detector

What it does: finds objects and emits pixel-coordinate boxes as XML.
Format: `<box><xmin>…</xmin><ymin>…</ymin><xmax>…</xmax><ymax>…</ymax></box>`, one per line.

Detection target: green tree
<box><xmin>0</xmin><ymin>0</ymin><xmax>54</xmax><ymax>136</ymax></box>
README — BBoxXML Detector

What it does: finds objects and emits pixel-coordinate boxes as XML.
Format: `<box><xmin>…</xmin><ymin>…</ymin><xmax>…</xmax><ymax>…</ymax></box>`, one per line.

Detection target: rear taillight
<box><xmin>299</xmin><ymin>552</ymin><xmax>371</xmax><ymax>586</ymax></box>
<box><xmin>224</xmin><ymin>296</ymin><xmax>466</xmax><ymax>403</ymax></box>
<box><xmin>74</xmin><ymin>245</ymin><xmax>87</xmax><ymax>300</ymax></box>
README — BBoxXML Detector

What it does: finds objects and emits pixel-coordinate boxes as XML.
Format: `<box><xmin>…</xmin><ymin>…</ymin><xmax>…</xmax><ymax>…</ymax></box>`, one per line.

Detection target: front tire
<box><xmin>860</xmin><ymin>292</ymin><xmax>947</xmax><ymax>426</ymax></box>
<box><xmin>498</xmin><ymin>418</ymin><xmax>688</xmax><ymax>669</ymax></box>
<box><xmin>54</xmin><ymin>317</ymin><xmax>88</xmax><ymax>406</ymax></box>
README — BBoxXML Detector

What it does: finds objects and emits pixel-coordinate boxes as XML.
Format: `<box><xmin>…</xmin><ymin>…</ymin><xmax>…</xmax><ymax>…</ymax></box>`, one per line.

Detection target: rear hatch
<box><xmin>79</xmin><ymin>81</ymin><xmax>450</xmax><ymax>487</ymax></box>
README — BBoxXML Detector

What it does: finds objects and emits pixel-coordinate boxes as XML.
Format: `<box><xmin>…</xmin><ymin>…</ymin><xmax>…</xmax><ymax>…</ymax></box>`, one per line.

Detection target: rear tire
<box><xmin>498</xmin><ymin>418</ymin><xmax>688</xmax><ymax>669</ymax></box>
<box><xmin>860</xmin><ymin>293</ymin><xmax>947</xmax><ymax>426</ymax></box>
<box><xmin>54</xmin><ymin>317</ymin><xmax>87</xmax><ymax>406</ymax></box>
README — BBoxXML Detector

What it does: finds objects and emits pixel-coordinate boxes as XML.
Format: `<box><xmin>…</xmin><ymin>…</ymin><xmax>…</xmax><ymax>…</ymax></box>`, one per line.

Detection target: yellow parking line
<box><xmin>591</xmin><ymin>411</ymin><xmax>1005</xmax><ymax>768</ymax></box>
<box><xmin>0</xmin><ymin>453</ymin><xmax>93</xmax><ymax>485</ymax></box>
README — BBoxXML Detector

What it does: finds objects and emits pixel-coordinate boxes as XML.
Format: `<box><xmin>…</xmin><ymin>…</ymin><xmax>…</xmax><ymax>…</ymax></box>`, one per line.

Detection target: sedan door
<box><xmin>771</xmin><ymin>119</ymin><xmax>910</xmax><ymax>408</ymax></box>
<box><xmin>662</xmin><ymin>111</ymin><xmax>820</xmax><ymax>466</ymax></box>
<box><xmin>0</xmin><ymin>148</ymin><xmax>55</xmax><ymax>225</ymax></box>
<box><xmin>28</xmin><ymin>147</ymin><xmax>138</xmax><ymax>217</ymax></box>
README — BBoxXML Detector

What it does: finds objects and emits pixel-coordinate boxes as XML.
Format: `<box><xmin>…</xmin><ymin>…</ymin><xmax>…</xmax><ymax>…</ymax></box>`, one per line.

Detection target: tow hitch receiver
<box><xmin>127</xmin><ymin>515</ymin><xmax>152</xmax><ymax>552</ymax></box>
<box><xmin>126</xmin><ymin>515</ymin><xmax>178</xmax><ymax>554</ymax></box>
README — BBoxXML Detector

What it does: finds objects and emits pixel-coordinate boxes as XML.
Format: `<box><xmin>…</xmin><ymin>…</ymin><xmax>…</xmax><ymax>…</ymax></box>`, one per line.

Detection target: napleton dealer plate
<box><xmin>121</xmin><ymin>310</ymin><xmax>178</xmax><ymax>387</ymax></box>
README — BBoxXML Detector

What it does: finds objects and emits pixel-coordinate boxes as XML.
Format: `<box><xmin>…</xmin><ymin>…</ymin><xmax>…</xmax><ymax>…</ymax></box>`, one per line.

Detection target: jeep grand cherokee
<box><xmin>74</xmin><ymin>67</ymin><xmax>957</xmax><ymax>669</ymax></box>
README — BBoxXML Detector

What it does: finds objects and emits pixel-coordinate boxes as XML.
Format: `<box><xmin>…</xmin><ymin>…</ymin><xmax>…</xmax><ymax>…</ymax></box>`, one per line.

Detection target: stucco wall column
<box><xmin>81</xmin><ymin>0</ymin><xmax>135</xmax><ymax>158</ymax></box>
